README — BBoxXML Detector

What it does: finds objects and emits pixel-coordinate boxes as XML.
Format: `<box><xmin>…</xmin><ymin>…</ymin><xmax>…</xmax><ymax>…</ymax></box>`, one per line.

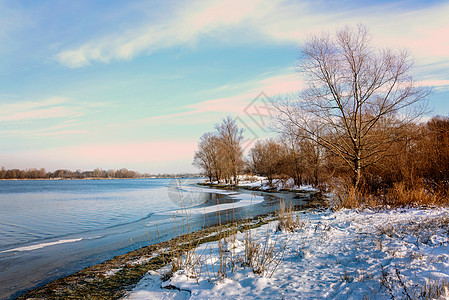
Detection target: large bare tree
<box><xmin>275</xmin><ymin>25</ymin><xmax>430</xmax><ymax>188</ymax></box>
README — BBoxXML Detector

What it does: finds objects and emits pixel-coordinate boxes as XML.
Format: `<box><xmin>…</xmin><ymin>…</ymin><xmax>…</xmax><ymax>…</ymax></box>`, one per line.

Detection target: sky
<box><xmin>0</xmin><ymin>0</ymin><xmax>448</xmax><ymax>174</ymax></box>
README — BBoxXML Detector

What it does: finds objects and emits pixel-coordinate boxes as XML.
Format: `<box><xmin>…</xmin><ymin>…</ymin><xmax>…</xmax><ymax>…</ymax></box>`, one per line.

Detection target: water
<box><xmin>0</xmin><ymin>179</ymin><xmax>177</xmax><ymax>250</ymax></box>
<box><xmin>0</xmin><ymin>178</ymin><xmax>309</xmax><ymax>299</ymax></box>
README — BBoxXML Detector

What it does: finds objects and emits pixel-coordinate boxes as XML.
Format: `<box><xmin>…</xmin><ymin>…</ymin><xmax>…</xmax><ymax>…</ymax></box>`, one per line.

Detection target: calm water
<box><xmin>0</xmin><ymin>179</ymin><xmax>181</xmax><ymax>250</ymax></box>
<box><xmin>0</xmin><ymin>178</ymin><xmax>308</xmax><ymax>299</ymax></box>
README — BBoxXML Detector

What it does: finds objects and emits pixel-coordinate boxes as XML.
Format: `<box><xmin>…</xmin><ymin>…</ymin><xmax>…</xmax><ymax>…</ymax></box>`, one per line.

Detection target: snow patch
<box><xmin>0</xmin><ymin>238</ymin><xmax>83</xmax><ymax>253</ymax></box>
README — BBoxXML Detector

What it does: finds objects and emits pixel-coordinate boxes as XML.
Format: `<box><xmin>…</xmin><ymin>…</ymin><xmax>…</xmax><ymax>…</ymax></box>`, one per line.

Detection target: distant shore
<box><xmin>0</xmin><ymin>176</ymin><xmax>204</xmax><ymax>181</ymax></box>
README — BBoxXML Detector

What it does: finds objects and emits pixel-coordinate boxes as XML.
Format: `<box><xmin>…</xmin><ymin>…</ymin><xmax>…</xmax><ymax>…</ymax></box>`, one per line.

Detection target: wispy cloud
<box><xmin>138</xmin><ymin>71</ymin><xmax>302</xmax><ymax>123</ymax></box>
<box><xmin>56</xmin><ymin>0</ymin><xmax>270</xmax><ymax>67</ymax></box>
<box><xmin>55</xmin><ymin>0</ymin><xmax>449</xmax><ymax>70</ymax></box>
<box><xmin>0</xmin><ymin>97</ymin><xmax>82</xmax><ymax>122</ymax></box>
<box><xmin>54</xmin><ymin>0</ymin><xmax>313</xmax><ymax>67</ymax></box>
<box><xmin>34</xmin><ymin>130</ymin><xmax>87</xmax><ymax>137</ymax></box>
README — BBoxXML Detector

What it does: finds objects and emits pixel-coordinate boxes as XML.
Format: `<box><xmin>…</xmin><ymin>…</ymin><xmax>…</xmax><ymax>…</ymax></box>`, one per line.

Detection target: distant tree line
<box><xmin>0</xmin><ymin>167</ymin><xmax>201</xmax><ymax>180</ymax></box>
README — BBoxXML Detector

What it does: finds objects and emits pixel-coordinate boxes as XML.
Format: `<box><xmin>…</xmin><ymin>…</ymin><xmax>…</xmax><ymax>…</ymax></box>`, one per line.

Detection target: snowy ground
<box><xmin>125</xmin><ymin>207</ymin><xmax>449</xmax><ymax>299</ymax></box>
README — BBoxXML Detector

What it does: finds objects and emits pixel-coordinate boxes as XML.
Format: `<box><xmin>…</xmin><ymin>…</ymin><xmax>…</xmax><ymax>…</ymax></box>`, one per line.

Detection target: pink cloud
<box><xmin>67</xmin><ymin>141</ymin><xmax>198</xmax><ymax>164</ymax></box>
<box><xmin>141</xmin><ymin>72</ymin><xmax>303</xmax><ymax>123</ymax></box>
<box><xmin>0</xmin><ymin>140</ymin><xmax>199</xmax><ymax>173</ymax></box>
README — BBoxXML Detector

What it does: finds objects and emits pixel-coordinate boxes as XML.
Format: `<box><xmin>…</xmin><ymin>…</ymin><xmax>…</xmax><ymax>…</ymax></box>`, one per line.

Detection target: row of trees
<box><xmin>362</xmin><ymin>116</ymin><xmax>449</xmax><ymax>192</ymax></box>
<box><xmin>248</xmin><ymin>136</ymin><xmax>322</xmax><ymax>187</ymax></box>
<box><xmin>0</xmin><ymin>167</ymin><xmax>153</xmax><ymax>180</ymax></box>
<box><xmin>250</xmin><ymin>116</ymin><xmax>448</xmax><ymax>191</ymax></box>
<box><xmin>194</xmin><ymin>113</ymin><xmax>448</xmax><ymax>195</ymax></box>
<box><xmin>193</xmin><ymin>116</ymin><xmax>325</xmax><ymax>187</ymax></box>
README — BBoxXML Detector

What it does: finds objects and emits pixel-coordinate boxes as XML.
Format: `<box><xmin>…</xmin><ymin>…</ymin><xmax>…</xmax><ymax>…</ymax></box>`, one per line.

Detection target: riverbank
<box><xmin>16</xmin><ymin>215</ymin><xmax>278</xmax><ymax>299</ymax></box>
<box><xmin>198</xmin><ymin>179</ymin><xmax>319</xmax><ymax>194</ymax></box>
<box><xmin>15</xmin><ymin>187</ymin><xmax>323</xmax><ymax>299</ymax></box>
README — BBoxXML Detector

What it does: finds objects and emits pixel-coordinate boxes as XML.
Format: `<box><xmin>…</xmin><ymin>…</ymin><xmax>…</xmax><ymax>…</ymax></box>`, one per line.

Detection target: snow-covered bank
<box><xmin>206</xmin><ymin>175</ymin><xmax>319</xmax><ymax>192</ymax></box>
<box><xmin>125</xmin><ymin>207</ymin><xmax>449</xmax><ymax>299</ymax></box>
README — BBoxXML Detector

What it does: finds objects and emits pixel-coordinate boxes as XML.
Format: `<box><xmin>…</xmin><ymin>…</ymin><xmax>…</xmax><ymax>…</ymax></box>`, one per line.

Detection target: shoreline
<box><xmin>0</xmin><ymin>177</ymin><xmax>201</xmax><ymax>181</ymax></box>
<box><xmin>15</xmin><ymin>188</ymin><xmax>324</xmax><ymax>299</ymax></box>
<box><xmin>16</xmin><ymin>215</ymin><xmax>274</xmax><ymax>299</ymax></box>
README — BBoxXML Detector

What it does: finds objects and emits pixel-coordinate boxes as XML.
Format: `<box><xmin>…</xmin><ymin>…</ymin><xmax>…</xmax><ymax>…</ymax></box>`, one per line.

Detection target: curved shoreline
<box><xmin>15</xmin><ymin>188</ymin><xmax>323</xmax><ymax>299</ymax></box>
<box><xmin>16</xmin><ymin>217</ymin><xmax>272</xmax><ymax>299</ymax></box>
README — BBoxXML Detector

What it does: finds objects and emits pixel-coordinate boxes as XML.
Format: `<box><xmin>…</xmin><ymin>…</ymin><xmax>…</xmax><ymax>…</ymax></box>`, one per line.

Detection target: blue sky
<box><xmin>1</xmin><ymin>0</ymin><xmax>448</xmax><ymax>173</ymax></box>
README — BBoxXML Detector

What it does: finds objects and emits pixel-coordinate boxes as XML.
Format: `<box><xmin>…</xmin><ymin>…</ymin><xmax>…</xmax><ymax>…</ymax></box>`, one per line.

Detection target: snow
<box><xmin>125</xmin><ymin>207</ymin><xmax>449</xmax><ymax>299</ymax></box>
<box><xmin>126</xmin><ymin>271</ymin><xmax>190</xmax><ymax>300</ymax></box>
<box><xmin>0</xmin><ymin>238</ymin><xmax>83</xmax><ymax>253</ymax></box>
<box><xmin>237</xmin><ymin>176</ymin><xmax>318</xmax><ymax>192</ymax></box>
<box><xmin>161</xmin><ymin>192</ymin><xmax>265</xmax><ymax>216</ymax></box>
<box><xmin>186</xmin><ymin>193</ymin><xmax>264</xmax><ymax>214</ymax></box>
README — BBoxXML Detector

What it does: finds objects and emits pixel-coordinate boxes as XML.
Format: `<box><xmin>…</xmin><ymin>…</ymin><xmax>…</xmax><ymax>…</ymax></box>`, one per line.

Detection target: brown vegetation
<box><xmin>193</xmin><ymin>25</ymin><xmax>447</xmax><ymax>209</ymax></box>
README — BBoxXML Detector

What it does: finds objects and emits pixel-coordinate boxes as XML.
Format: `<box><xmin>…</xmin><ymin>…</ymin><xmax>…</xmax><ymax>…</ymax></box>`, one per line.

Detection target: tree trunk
<box><xmin>354</xmin><ymin>158</ymin><xmax>362</xmax><ymax>189</ymax></box>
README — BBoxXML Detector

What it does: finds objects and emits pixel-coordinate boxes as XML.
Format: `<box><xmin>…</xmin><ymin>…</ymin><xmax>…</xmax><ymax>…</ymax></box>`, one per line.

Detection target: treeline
<box><xmin>257</xmin><ymin>116</ymin><xmax>449</xmax><ymax>194</ymax></box>
<box><xmin>0</xmin><ymin>167</ymin><xmax>200</xmax><ymax>180</ymax></box>
<box><xmin>0</xmin><ymin>168</ymin><xmax>144</xmax><ymax>179</ymax></box>
<box><xmin>194</xmin><ymin>115</ymin><xmax>449</xmax><ymax>195</ymax></box>
<box><xmin>363</xmin><ymin>116</ymin><xmax>449</xmax><ymax>192</ymax></box>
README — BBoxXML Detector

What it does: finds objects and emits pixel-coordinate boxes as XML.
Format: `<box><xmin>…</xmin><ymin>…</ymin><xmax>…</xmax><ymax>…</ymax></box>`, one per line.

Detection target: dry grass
<box><xmin>330</xmin><ymin>181</ymin><xmax>377</xmax><ymax>210</ymax></box>
<box><xmin>329</xmin><ymin>179</ymin><xmax>449</xmax><ymax>210</ymax></box>
<box><xmin>385</xmin><ymin>182</ymin><xmax>448</xmax><ymax>207</ymax></box>
<box><xmin>162</xmin><ymin>182</ymin><xmax>300</xmax><ymax>286</ymax></box>
<box><xmin>164</xmin><ymin>179</ymin><xmax>205</xmax><ymax>280</ymax></box>
<box><xmin>238</xmin><ymin>225</ymin><xmax>288</xmax><ymax>277</ymax></box>
<box><xmin>276</xmin><ymin>200</ymin><xmax>304</xmax><ymax>232</ymax></box>
<box><xmin>417</xmin><ymin>277</ymin><xmax>449</xmax><ymax>299</ymax></box>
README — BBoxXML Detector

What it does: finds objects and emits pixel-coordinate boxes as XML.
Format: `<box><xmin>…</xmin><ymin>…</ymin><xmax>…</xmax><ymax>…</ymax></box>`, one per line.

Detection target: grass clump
<box><xmin>276</xmin><ymin>200</ymin><xmax>304</xmax><ymax>232</ymax></box>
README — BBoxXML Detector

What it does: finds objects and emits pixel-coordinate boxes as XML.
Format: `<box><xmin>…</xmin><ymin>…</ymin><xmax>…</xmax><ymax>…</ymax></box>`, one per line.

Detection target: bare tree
<box><xmin>215</xmin><ymin>117</ymin><xmax>244</xmax><ymax>184</ymax></box>
<box><xmin>278</xmin><ymin>127</ymin><xmax>305</xmax><ymax>186</ymax></box>
<box><xmin>193</xmin><ymin>132</ymin><xmax>221</xmax><ymax>182</ymax></box>
<box><xmin>193</xmin><ymin>117</ymin><xmax>244</xmax><ymax>184</ymax></box>
<box><xmin>249</xmin><ymin>139</ymin><xmax>285</xmax><ymax>185</ymax></box>
<box><xmin>275</xmin><ymin>24</ymin><xmax>430</xmax><ymax>188</ymax></box>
